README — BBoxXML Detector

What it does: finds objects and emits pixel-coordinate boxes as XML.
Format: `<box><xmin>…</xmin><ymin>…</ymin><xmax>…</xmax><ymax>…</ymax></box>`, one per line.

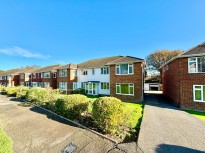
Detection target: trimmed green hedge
<box><xmin>92</xmin><ymin>97</ymin><xmax>125</xmax><ymax>134</ymax></box>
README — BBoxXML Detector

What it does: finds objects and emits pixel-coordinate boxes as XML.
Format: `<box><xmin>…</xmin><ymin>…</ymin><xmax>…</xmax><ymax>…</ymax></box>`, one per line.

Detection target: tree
<box><xmin>146</xmin><ymin>50</ymin><xmax>183</xmax><ymax>70</ymax></box>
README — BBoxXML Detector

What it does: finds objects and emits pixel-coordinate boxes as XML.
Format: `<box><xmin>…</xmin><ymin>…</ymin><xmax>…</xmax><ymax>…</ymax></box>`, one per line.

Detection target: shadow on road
<box><xmin>155</xmin><ymin>144</ymin><xmax>204</xmax><ymax>153</ymax></box>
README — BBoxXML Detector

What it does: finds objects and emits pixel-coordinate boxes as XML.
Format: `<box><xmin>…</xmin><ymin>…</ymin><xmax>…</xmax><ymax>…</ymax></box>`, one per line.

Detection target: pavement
<box><xmin>138</xmin><ymin>93</ymin><xmax>205</xmax><ymax>153</ymax></box>
<box><xmin>0</xmin><ymin>95</ymin><xmax>142</xmax><ymax>153</ymax></box>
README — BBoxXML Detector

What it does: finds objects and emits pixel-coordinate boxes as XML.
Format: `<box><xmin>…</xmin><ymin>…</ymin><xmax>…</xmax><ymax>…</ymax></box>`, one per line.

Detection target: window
<box><xmin>59</xmin><ymin>82</ymin><xmax>67</xmax><ymax>90</ymax></box>
<box><xmin>44</xmin><ymin>82</ymin><xmax>50</xmax><ymax>88</ymax></box>
<box><xmin>20</xmin><ymin>74</ymin><xmax>24</xmax><ymax>79</ymax></box>
<box><xmin>116</xmin><ymin>64</ymin><xmax>133</xmax><ymax>75</ymax></box>
<box><xmin>39</xmin><ymin>73</ymin><xmax>41</xmax><ymax>78</ymax></box>
<box><xmin>53</xmin><ymin>72</ymin><xmax>56</xmax><ymax>78</ymax></box>
<box><xmin>26</xmin><ymin>82</ymin><xmax>30</xmax><ymax>87</ymax></box>
<box><xmin>33</xmin><ymin>74</ymin><xmax>36</xmax><ymax>78</ymax></box>
<box><xmin>116</xmin><ymin>83</ymin><xmax>134</xmax><ymax>95</ymax></box>
<box><xmin>101</xmin><ymin>67</ymin><xmax>109</xmax><ymax>74</ymax></box>
<box><xmin>92</xmin><ymin>69</ymin><xmax>95</xmax><ymax>75</ymax></box>
<box><xmin>73</xmin><ymin>82</ymin><xmax>77</xmax><ymax>90</ymax></box>
<box><xmin>193</xmin><ymin>85</ymin><xmax>205</xmax><ymax>102</ymax></box>
<box><xmin>73</xmin><ymin>69</ymin><xmax>77</xmax><ymax>77</ymax></box>
<box><xmin>189</xmin><ymin>57</ymin><xmax>205</xmax><ymax>73</ymax></box>
<box><xmin>59</xmin><ymin>69</ymin><xmax>67</xmax><ymax>77</ymax></box>
<box><xmin>20</xmin><ymin>82</ymin><xmax>24</xmax><ymax>86</ymax></box>
<box><xmin>83</xmin><ymin>70</ymin><xmax>88</xmax><ymax>75</ymax></box>
<box><xmin>7</xmin><ymin>75</ymin><xmax>11</xmax><ymax>80</ymax></box>
<box><xmin>43</xmin><ymin>72</ymin><xmax>50</xmax><ymax>78</ymax></box>
<box><xmin>101</xmin><ymin>82</ymin><xmax>109</xmax><ymax>90</ymax></box>
<box><xmin>32</xmin><ymin>82</ymin><xmax>38</xmax><ymax>87</ymax></box>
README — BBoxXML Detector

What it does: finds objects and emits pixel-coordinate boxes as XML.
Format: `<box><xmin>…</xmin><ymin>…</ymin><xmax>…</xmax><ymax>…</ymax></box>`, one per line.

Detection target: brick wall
<box><xmin>110</xmin><ymin>62</ymin><xmax>143</xmax><ymax>102</ymax></box>
<box><xmin>161</xmin><ymin>57</ymin><xmax>205</xmax><ymax>111</ymax></box>
<box><xmin>42</xmin><ymin>72</ymin><xmax>57</xmax><ymax>89</ymax></box>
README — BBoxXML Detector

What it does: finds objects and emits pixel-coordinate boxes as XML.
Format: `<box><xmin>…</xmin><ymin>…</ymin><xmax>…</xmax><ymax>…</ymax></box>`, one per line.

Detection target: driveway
<box><xmin>0</xmin><ymin>95</ymin><xmax>142</xmax><ymax>153</ymax></box>
<box><xmin>138</xmin><ymin>94</ymin><xmax>205</xmax><ymax>153</ymax></box>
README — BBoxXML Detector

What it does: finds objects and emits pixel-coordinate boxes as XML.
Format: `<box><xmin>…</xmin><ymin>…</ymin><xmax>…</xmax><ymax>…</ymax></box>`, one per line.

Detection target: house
<box><xmin>159</xmin><ymin>42</ymin><xmax>205</xmax><ymax>111</ymax></box>
<box><xmin>31</xmin><ymin>64</ymin><xmax>61</xmax><ymax>88</ymax></box>
<box><xmin>77</xmin><ymin>56</ymin><xmax>145</xmax><ymax>101</ymax></box>
<box><xmin>56</xmin><ymin>64</ymin><xmax>77</xmax><ymax>93</ymax></box>
<box><xmin>19</xmin><ymin>68</ymin><xmax>38</xmax><ymax>87</ymax></box>
<box><xmin>0</xmin><ymin>68</ymin><xmax>22</xmax><ymax>86</ymax></box>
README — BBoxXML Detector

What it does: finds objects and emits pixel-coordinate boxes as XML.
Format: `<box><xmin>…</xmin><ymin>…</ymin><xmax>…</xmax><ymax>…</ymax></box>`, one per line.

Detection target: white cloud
<box><xmin>0</xmin><ymin>46</ymin><xmax>50</xmax><ymax>59</ymax></box>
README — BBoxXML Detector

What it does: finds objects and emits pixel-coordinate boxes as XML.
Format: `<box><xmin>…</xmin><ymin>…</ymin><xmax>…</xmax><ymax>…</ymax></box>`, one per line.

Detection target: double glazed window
<box><xmin>20</xmin><ymin>74</ymin><xmax>24</xmax><ymax>79</ymax></box>
<box><xmin>73</xmin><ymin>82</ymin><xmax>77</xmax><ymax>90</ymax></box>
<box><xmin>101</xmin><ymin>82</ymin><xmax>109</xmax><ymax>90</ymax></box>
<box><xmin>188</xmin><ymin>57</ymin><xmax>205</xmax><ymax>73</ymax></box>
<box><xmin>59</xmin><ymin>69</ymin><xmax>67</xmax><ymax>77</ymax></box>
<box><xmin>44</xmin><ymin>82</ymin><xmax>50</xmax><ymax>88</ymax></box>
<box><xmin>59</xmin><ymin>82</ymin><xmax>67</xmax><ymax>90</ymax></box>
<box><xmin>101</xmin><ymin>68</ymin><xmax>109</xmax><ymax>74</ymax></box>
<box><xmin>116</xmin><ymin>83</ymin><xmax>134</xmax><ymax>95</ymax></box>
<box><xmin>116</xmin><ymin>64</ymin><xmax>133</xmax><ymax>75</ymax></box>
<box><xmin>44</xmin><ymin>72</ymin><xmax>50</xmax><ymax>78</ymax></box>
<box><xmin>193</xmin><ymin>85</ymin><xmax>205</xmax><ymax>102</ymax></box>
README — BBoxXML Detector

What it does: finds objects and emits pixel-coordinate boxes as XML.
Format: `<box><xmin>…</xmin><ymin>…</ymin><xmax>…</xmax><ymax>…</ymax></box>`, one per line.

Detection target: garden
<box><xmin>0</xmin><ymin>85</ymin><xmax>144</xmax><ymax>142</ymax></box>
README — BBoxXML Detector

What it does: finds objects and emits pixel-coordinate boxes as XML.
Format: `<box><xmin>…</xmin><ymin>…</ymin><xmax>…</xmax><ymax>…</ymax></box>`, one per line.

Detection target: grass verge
<box><xmin>0</xmin><ymin>128</ymin><xmax>13</xmax><ymax>153</ymax></box>
<box><xmin>185</xmin><ymin>110</ymin><xmax>205</xmax><ymax>121</ymax></box>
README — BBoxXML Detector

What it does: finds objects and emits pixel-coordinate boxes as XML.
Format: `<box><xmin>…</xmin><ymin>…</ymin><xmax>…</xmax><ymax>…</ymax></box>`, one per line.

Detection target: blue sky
<box><xmin>0</xmin><ymin>0</ymin><xmax>205</xmax><ymax>70</ymax></box>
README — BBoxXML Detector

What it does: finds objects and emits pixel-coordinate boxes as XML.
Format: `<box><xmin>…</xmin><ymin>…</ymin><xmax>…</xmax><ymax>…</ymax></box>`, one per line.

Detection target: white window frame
<box><xmin>188</xmin><ymin>57</ymin><xmax>205</xmax><ymax>73</ymax></box>
<box><xmin>193</xmin><ymin>85</ymin><xmax>205</xmax><ymax>102</ymax></box>
<box><xmin>59</xmin><ymin>82</ymin><xmax>67</xmax><ymax>90</ymax></box>
<box><xmin>116</xmin><ymin>63</ymin><xmax>134</xmax><ymax>75</ymax></box>
<box><xmin>73</xmin><ymin>82</ymin><xmax>77</xmax><ymax>90</ymax></box>
<box><xmin>43</xmin><ymin>72</ymin><xmax>50</xmax><ymax>78</ymax></box>
<box><xmin>20</xmin><ymin>74</ymin><xmax>24</xmax><ymax>79</ymax></box>
<box><xmin>53</xmin><ymin>72</ymin><xmax>56</xmax><ymax>78</ymax></box>
<box><xmin>116</xmin><ymin>83</ymin><xmax>134</xmax><ymax>95</ymax></box>
<box><xmin>44</xmin><ymin>82</ymin><xmax>50</xmax><ymax>88</ymax></box>
<box><xmin>59</xmin><ymin>69</ymin><xmax>67</xmax><ymax>77</ymax></box>
<box><xmin>101</xmin><ymin>82</ymin><xmax>109</xmax><ymax>90</ymax></box>
<box><xmin>101</xmin><ymin>67</ymin><xmax>109</xmax><ymax>74</ymax></box>
<box><xmin>20</xmin><ymin>82</ymin><xmax>24</xmax><ymax>86</ymax></box>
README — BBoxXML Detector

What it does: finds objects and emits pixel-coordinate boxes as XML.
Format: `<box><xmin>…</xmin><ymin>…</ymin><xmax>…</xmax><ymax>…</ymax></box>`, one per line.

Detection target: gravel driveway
<box><xmin>138</xmin><ymin>94</ymin><xmax>205</xmax><ymax>153</ymax></box>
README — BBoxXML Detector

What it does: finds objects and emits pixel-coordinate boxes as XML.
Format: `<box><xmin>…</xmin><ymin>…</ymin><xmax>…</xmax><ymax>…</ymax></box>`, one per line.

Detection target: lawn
<box><xmin>185</xmin><ymin>110</ymin><xmax>205</xmax><ymax>121</ymax></box>
<box><xmin>0</xmin><ymin>128</ymin><xmax>13</xmax><ymax>153</ymax></box>
<box><xmin>123</xmin><ymin>102</ymin><xmax>144</xmax><ymax>129</ymax></box>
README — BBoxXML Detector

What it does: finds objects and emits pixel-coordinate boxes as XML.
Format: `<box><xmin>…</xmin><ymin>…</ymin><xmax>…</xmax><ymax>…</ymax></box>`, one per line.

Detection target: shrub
<box><xmin>16</xmin><ymin>87</ymin><xmax>30</xmax><ymax>99</ymax></box>
<box><xmin>73</xmin><ymin>88</ymin><xmax>85</xmax><ymax>95</ymax></box>
<box><xmin>92</xmin><ymin>97</ymin><xmax>125</xmax><ymax>134</ymax></box>
<box><xmin>55</xmin><ymin>94</ymin><xmax>89</xmax><ymax>119</ymax></box>
<box><xmin>26</xmin><ymin>88</ymin><xmax>50</xmax><ymax>104</ymax></box>
<box><xmin>0</xmin><ymin>85</ymin><xmax>6</xmax><ymax>94</ymax></box>
<box><xmin>5</xmin><ymin>86</ymin><xmax>19</xmax><ymax>97</ymax></box>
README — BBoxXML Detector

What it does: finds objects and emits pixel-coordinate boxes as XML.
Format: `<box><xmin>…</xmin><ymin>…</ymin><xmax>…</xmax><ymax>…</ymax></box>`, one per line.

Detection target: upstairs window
<box><xmin>116</xmin><ymin>64</ymin><xmax>133</xmax><ymax>75</ymax></box>
<box><xmin>188</xmin><ymin>57</ymin><xmax>205</xmax><ymax>73</ymax></box>
<box><xmin>43</xmin><ymin>72</ymin><xmax>50</xmax><ymax>78</ymax></box>
<box><xmin>20</xmin><ymin>74</ymin><xmax>24</xmax><ymax>79</ymax></box>
<box><xmin>33</xmin><ymin>74</ymin><xmax>36</xmax><ymax>78</ymax></box>
<box><xmin>92</xmin><ymin>69</ymin><xmax>95</xmax><ymax>75</ymax></box>
<box><xmin>101</xmin><ymin>67</ymin><xmax>109</xmax><ymax>74</ymax></box>
<box><xmin>73</xmin><ymin>69</ymin><xmax>77</xmax><ymax>77</ymax></box>
<box><xmin>53</xmin><ymin>72</ymin><xmax>56</xmax><ymax>78</ymax></box>
<box><xmin>59</xmin><ymin>69</ymin><xmax>67</xmax><ymax>77</ymax></box>
<box><xmin>83</xmin><ymin>70</ymin><xmax>88</xmax><ymax>75</ymax></box>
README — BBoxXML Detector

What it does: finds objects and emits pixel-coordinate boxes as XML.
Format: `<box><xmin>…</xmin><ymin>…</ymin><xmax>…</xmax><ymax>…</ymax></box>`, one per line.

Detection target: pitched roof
<box><xmin>0</xmin><ymin>68</ymin><xmax>22</xmax><ymax>76</ymax></box>
<box><xmin>78</xmin><ymin>56</ymin><xmax>144</xmax><ymax>68</ymax></box>
<box><xmin>182</xmin><ymin>42</ymin><xmax>205</xmax><ymax>56</ymax></box>
<box><xmin>19</xmin><ymin>68</ymin><xmax>38</xmax><ymax>74</ymax></box>
<box><xmin>57</xmin><ymin>64</ymin><xmax>77</xmax><ymax>70</ymax></box>
<box><xmin>32</xmin><ymin>64</ymin><xmax>61</xmax><ymax>73</ymax></box>
<box><xmin>159</xmin><ymin>42</ymin><xmax>205</xmax><ymax>70</ymax></box>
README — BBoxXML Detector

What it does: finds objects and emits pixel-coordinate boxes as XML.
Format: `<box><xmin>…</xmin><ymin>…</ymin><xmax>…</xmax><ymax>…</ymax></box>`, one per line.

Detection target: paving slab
<box><xmin>138</xmin><ymin>94</ymin><xmax>205</xmax><ymax>153</ymax></box>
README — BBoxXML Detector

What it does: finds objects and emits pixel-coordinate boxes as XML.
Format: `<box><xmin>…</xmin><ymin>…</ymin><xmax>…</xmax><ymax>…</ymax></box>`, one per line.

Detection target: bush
<box><xmin>0</xmin><ymin>85</ymin><xmax>6</xmax><ymax>94</ymax></box>
<box><xmin>16</xmin><ymin>87</ymin><xmax>30</xmax><ymax>99</ymax></box>
<box><xmin>73</xmin><ymin>88</ymin><xmax>85</xmax><ymax>95</ymax></box>
<box><xmin>92</xmin><ymin>97</ymin><xmax>125</xmax><ymax>134</ymax></box>
<box><xmin>5</xmin><ymin>86</ymin><xmax>19</xmax><ymax>97</ymax></box>
<box><xmin>26</xmin><ymin>88</ymin><xmax>50</xmax><ymax>104</ymax></box>
<box><xmin>55</xmin><ymin>94</ymin><xmax>89</xmax><ymax>119</ymax></box>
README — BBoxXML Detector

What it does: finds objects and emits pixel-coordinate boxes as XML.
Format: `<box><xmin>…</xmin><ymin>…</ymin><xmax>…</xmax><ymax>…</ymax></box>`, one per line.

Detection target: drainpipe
<box><xmin>142</xmin><ymin>62</ymin><xmax>144</xmax><ymax>102</ymax></box>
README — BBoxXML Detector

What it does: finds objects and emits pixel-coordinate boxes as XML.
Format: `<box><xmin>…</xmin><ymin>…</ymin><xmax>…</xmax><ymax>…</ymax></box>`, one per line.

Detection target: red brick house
<box><xmin>160</xmin><ymin>42</ymin><xmax>205</xmax><ymax>111</ymax></box>
<box><xmin>0</xmin><ymin>69</ymin><xmax>22</xmax><ymax>86</ymax></box>
<box><xmin>56</xmin><ymin>64</ymin><xmax>77</xmax><ymax>93</ymax></box>
<box><xmin>31</xmin><ymin>64</ymin><xmax>61</xmax><ymax>89</ymax></box>
<box><xmin>19</xmin><ymin>68</ymin><xmax>38</xmax><ymax>87</ymax></box>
